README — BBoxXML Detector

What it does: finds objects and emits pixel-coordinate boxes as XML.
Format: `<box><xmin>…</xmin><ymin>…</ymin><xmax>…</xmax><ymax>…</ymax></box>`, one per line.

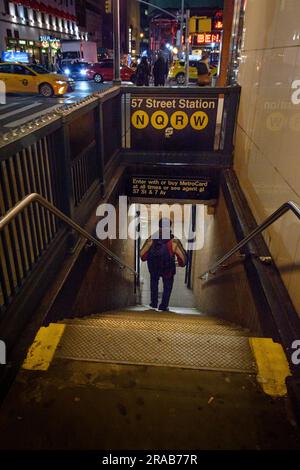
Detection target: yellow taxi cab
<box><xmin>168</xmin><ymin>59</ymin><xmax>217</xmax><ymax>85</ymax></box>
<box><xmin>0</xmin><ymin>62</ymin><xmax>72</xmax><ymax>97</ymax></box>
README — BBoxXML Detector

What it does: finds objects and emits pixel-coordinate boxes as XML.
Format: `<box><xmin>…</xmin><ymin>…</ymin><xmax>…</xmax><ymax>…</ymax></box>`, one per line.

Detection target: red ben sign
<box><xmin>192</xmin><ymin>33</ymin><xmax>221</xmax><ymax>44</ymax></box>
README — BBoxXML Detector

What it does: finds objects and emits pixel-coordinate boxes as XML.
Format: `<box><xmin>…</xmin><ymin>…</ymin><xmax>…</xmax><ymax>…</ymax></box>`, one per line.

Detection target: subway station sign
<box><xmin>128</xmin><ymin>176</ymin><xmax>219</xmax><ymax>201</ymax></box>
<box><xmin>130</xmin><ymin>95</ymin><xmax>218</xmax><ymax>151</ymax></box>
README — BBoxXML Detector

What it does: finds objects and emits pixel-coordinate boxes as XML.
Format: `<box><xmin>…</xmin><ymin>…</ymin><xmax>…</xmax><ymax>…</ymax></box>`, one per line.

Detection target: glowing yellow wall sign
<box><xmin>130</xmin><ymin>95</ymin><xmax>218</xmax><ymax>151</ymax></box>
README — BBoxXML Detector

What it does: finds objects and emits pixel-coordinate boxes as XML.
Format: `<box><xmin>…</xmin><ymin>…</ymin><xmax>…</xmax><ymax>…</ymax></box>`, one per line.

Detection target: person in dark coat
<box><xmin>197</xmin><ymin>53</ymin><xmax>212</xmax><ymax>86</ymax></box>
<box><xmin>153</xmin><ymin>53</ymin><xmax>168</xmax><ymax>86</ymax></box>
<box><xmin>136</xmin><ymin>56</ymin><xmax>151</xmax><ymax>86</ymax></box>
<box><xmin>140</xmin><ymin>218</ymin><xmax>187</xmax><ymax>311</ymax></box>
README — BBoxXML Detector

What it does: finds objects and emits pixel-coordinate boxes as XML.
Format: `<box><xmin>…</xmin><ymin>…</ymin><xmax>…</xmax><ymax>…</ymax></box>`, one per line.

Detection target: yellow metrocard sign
<box><xmin>130</xmin><ymin>95</ymin><xmax>218</xmax><ymax>151</ymax></box>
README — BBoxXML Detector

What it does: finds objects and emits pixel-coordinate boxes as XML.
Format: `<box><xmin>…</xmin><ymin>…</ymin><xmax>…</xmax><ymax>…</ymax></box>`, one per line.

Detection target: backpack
<box><xmin>147</xmin><ymin>239</ymin><xmax>176</xmax><ymax>276</ymax></box>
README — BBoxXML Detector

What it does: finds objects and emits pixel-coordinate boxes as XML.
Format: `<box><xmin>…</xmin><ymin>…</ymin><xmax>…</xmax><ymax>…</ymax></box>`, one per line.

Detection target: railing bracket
<box><xmin>258</xmin><ymin>256</ymin><xmax>273</xmax><ymax>265</ymax></box>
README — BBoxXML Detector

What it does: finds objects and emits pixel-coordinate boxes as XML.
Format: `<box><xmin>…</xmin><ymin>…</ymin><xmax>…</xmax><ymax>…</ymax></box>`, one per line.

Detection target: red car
<box><xmin>86</xmin><ymin>60</ymin><xmax>136</xmax><ymax>83</ymax></box>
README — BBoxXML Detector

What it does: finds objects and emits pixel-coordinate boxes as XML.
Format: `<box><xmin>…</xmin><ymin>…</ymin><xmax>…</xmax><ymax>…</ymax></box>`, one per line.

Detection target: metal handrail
<box><xmin>200</xmin><ymin>201</ymin><xmax>300</xmax><ymax>279</ymax></box>
<box><xmin>0</xmin><ymin>193</ymin><xmax>137</xmax><ymax>277</ymax></box>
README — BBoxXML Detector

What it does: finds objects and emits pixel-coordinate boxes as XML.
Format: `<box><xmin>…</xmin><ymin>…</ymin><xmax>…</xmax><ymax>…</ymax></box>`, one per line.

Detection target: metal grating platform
<box><xmin>55</xmin><ymin>315</ymin><xmax>256</xmax><ymax>373</ymax></box>
<box><xmin>62</xmin><ymin>315</ymin><xmax>250</xmax><ymax>336</ymax></box>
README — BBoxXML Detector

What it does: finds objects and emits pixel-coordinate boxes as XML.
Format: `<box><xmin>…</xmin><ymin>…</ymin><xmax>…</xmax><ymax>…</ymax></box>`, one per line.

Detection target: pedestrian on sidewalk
<box><xmin>153</xmin><ymin>52</ymin><xmax>168</xmax><ymax>86</ymax></box>
<box><xmin>136</xmin><ymin>56</ymin><xmax>151</xmax><ymax>86</ymax></box>
<box><xmin>197</xmin><ymin>53</ymin><xmax>212</xmax><ymax>86</ymax></box>
<box><xmin>140</xmin><ymin>218</ymin><xmax>187</xmax><ymax>312</ymax></box>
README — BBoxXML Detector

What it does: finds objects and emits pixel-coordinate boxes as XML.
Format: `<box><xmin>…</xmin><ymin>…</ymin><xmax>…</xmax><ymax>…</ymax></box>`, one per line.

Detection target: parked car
<box><xmin>86</xmin><ymin>60</ymin><xmax>136</xmax><ymax>83</ymax></box>
<box><xmin>0</xmin><ymin>62</ymin><xmax>74</xmax><ymax>96</ymax></box>
<box><xmin>168</xmin><ymin>59</ymin><xmax>217</xmax><ymax>85</ymax></box>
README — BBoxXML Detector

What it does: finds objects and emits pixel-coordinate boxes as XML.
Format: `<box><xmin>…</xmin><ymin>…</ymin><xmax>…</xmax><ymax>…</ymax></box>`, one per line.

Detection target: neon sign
<box><xmin>2</xmin><ymin>51</ymin><xmax>29</xmax><ymax>63</ymax></box>
<box><xmin>214</xmin><ymin>21</ymin><xmax>223</xmax><ymax>29</ymax></box>
<box><xmin>190</xmin><ymin>33</ymin><xmax>221</xmax><ymax>45</ymax></box>
<box><xmin>40</xmin><ymin>35</ymin><xmax>60</xmax><ymax>42</ymax></box>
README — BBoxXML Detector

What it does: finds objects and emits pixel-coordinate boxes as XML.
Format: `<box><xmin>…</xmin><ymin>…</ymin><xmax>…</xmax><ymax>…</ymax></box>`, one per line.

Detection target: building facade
<box><xmin>101</xmin><ymin>0</ymin><xmax>140</xmax><ymax>60</ymax></box>
<box><xmin>125</xmin><ymin>0</ymin><xmax>140</xmax><ymax>57</ymax></box>
<box><xmin>0</xmin><ymin>0</ymin><xmax>84</xmax><ymax>66</ymax></box>
<box><xmin>75</xmin><ymin>0</ymin><xmax>102</xmax><ymax>50</ymax></box>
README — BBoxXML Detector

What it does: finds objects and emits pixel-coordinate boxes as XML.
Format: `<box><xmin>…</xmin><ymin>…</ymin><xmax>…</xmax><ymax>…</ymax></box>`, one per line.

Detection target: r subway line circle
<box><xmin>170</xmin><ymin>111</ymin><xmax>189</xmax><ymax>130</ymax></box>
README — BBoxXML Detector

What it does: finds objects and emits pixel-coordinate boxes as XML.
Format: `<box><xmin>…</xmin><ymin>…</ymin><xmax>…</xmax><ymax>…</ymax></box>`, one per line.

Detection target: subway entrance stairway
<box><xmin>0</xmin><ymin>306</ymin><xmax>299</xmax><ymax>450</ymax></box>
<box><xmin>1</xmin><ymin>84</ymin><xmax>300</xmax><ymax>452</ymax></box>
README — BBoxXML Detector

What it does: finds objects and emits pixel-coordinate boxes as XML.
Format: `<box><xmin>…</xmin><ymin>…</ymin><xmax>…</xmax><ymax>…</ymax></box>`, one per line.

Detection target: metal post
<box><xmin>113</xmin><ymin>0</ymin><xmax>121</xmax><ymax>85</ymax></box>
<box><xmin>185</xmin><ymin>9</ymin><xmax>190</xmax><ymax>86</ymax></box>
<box><xmin>179</xmin><ymin>0</ymin><xmax>184</xmax><ymax>57</ymax></box>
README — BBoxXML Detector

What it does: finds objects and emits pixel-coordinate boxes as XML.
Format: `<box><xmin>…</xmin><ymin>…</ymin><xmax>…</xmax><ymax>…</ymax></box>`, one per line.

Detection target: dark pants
<box><xmin>150</xmin><ymin>274</ymin><xmax>174</xmax><ymax>310</ymax></box>
<box><xmin>154</xmin><ymin>77</ymin><xmax>165</xmax><ymax>86</ymax></box>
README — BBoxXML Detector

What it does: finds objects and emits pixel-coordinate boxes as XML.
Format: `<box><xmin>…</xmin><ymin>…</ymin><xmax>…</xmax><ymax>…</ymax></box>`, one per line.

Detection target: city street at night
<box><xmin>0</xmin><ymin>80</ymin><xmax>111</xmax><ymax>132</ymax></box>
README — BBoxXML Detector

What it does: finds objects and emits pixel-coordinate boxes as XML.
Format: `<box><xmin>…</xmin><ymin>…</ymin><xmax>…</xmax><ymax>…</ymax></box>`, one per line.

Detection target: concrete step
<box><xmin>59</xmin><ymin>305</ymin><xmax>251</xmax><ymax>337</ymax></box>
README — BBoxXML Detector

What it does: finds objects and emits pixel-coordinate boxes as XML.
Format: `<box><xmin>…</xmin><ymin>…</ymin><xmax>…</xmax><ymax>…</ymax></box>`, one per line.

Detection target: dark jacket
<box><xmin>136</xmin><ymin>59</ymin><xmax>151</xmax><ymax>86</ymax></box>
<box><xmin>197</xmin><ymin>60</ymin><xmax>211</xmax><ymax>86</ymax></box>
<box><xmin>153</xmin><ymin>57</ymin><xmax>168</xmax><ymax>85</ymax></box>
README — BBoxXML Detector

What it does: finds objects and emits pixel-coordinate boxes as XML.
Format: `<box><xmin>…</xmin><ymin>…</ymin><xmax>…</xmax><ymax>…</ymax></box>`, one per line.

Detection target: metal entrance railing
<box><xmin>0</xmin><ymin>193</ymin><xmax>137</xmax><ymax>312</ymax></box>
<box><xmin>200</xmin><ymin>201</ymin><xmax>300</xmax><ymax>279</ymax></box>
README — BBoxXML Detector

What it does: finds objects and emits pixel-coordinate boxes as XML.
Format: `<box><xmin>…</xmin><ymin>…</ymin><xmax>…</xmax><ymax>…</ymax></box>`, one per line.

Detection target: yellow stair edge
<box><xmin>22</xmin><ymin>323</ymin><xmax>65</xmax><ymax>371</ymax></box>
<box><xmin>249</xmin><ymin>337</ymin><xmax>292</xmax><ymax>397</ymax></box>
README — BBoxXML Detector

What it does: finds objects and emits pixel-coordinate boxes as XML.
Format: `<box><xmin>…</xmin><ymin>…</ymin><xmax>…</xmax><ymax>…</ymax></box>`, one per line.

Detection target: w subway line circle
<box><xmin>131</xmin><ymin>110</ymin><xmax>209</xmax><ymax>131</ymax></box>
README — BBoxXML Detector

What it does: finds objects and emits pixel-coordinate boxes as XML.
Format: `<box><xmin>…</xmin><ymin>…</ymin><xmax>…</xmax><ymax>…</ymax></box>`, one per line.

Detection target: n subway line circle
<box><xmin>131</xmin><ymin>110</ymin><xmax>149</xmax><ymax>129</ymax></box>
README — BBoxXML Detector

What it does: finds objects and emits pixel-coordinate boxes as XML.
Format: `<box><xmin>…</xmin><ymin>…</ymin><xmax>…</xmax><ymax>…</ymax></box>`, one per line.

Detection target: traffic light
<box><xmin>105</xmin><ymin>0</ymin><xmax>111</xmax><ymax>14</ymax></box>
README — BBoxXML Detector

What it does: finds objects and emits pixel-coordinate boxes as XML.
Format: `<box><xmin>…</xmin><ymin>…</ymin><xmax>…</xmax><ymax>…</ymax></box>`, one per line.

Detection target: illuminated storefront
<box><xmin>40</xmin><ymin>35</ymin><xmax>61</xmax><ymax>66</ymax></box>
<box><xmin>5</xmin><ymin>36</ymin><xmax>61</xmax><ymax>66</ymax></box>
<box><xmin>0</xmin><ymin>0</ymin><xmax>81</xmax><ymax>67</ymax></box>
<box><xmin>6</xmin><ymin>37</ymin><xmax>43</xmax><ymax>63</ymax></box>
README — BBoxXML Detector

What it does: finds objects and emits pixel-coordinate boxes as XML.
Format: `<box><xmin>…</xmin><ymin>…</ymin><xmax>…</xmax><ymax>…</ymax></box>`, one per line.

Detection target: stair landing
<box><xmin>55</xmin><ymin>307</ymin><xmax>255</xmax><ymax>373</ymax></box>
<box><xmin>0</xmin><ymin>307</ymin><xmax>299</xmax><ymax>450</ymax></box>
